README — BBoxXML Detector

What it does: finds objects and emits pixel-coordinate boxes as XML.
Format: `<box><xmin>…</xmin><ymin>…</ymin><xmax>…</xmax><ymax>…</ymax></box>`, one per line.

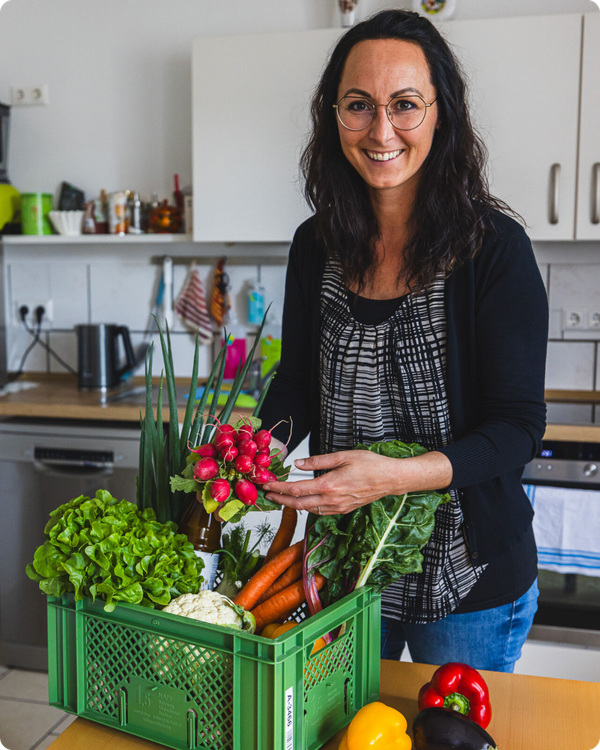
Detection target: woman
<box><xmin>258</xmin><ymin>10</ymin><xmax>548</xmax><ymax>673</ymax></box>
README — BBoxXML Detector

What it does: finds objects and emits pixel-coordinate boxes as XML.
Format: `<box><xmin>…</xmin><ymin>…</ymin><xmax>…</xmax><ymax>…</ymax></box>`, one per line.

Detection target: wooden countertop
<box><xmin>2</xmin><ymin>377</ymin><xmax>600</xmax><ymax>441</ymax></box>
<box><xmin>48</xmin><ymin>661</ymin><xmax>600</xmax><ymax>750</ymax></box>
<box><xmin>0</xmin><ymin>375</ymin><xmax>252</xmax><ymax>423</ymax></box>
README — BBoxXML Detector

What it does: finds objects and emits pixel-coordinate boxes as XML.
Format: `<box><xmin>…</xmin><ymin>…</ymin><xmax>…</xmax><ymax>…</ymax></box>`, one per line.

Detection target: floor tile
<box><xmin>0</xmin><ymin>670</ymin><xmax>49</xmax><ymax>702</ymax></box>
<box><xmin>49</xmin><ymin>713</ymin><xmax>76</xmax><ymax>735</ymax></box>
<box><xmin>31</xmin><ymin>736</ymin><xmax>59</xmax><ymax>750</ymax></box>
<box><xmin>0</xmin><ymin>699</ymin><xmax>63</xmax><ymax>750</ymax></box>
<box><xmin>0</xmin><ymin>668</ymin><xmax>10</xmax><ymax>682</ymax></box>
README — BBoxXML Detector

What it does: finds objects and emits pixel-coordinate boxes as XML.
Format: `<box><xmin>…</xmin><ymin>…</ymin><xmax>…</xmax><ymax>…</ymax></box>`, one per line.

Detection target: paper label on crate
<box><xmin>284</xmin><ymin>686</ymin><xmax>294</xmax><ymax>750</ymax></box>
<box><xmin>194</xmin><ymin>550</ymin><xmax>219</xmax><ymax>590</ymax></box>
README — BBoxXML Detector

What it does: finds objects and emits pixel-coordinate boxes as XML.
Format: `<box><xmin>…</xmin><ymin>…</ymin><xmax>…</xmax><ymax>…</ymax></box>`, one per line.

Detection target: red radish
<box><xmin>266</xmin><ymin>471</ymin><xmax>278</xmax><ymax>482</ymax></box>
<box><xmin>254</xmin><ymin>453</ymin><xmax>271</xmax><ymax>469</ymax></box>
<box><xmin>255</xmin><ymin>430</ymin><xmax>272</xmax><ymax>451</ymax></box>
<box><xmin>221</xmin><ymin>444</ymin><xmax>239</xmax><ymax>462</ymax></box>
<box><xmin>194</xmin><ymin>457</ymin><xmax>219</xmax><ymax>481</ymax></box>
<box><xmin>210</xmin><ymin>479</ymin><xmax>231</xmax><ymax>503</ymax></box>
<box><xmin>252</xmin><ymin>467</ymin><xmax>271</xmax><ymax>484</ymax></box>
<box><xmin>216</xmin><ymin>424</ymin><xmax>236</xmax><ymax>437</ymax></box>
<box><xmin>235</xmin><ymin>454</ymin><xmax>253</xmax><ymax>474</ymax></box>
<box><xmin>237</xmin><ymin>423</ymin><xmax>254</xmax><ymax>441</ymax></box>
<box><xmin>235</xmin><ymin>479</ymin><xmax>258</xmax><ymax>506</ymax></box>
<box><xmin>215</xmin><ymin>434</ymin><xmax>235</xmax><ymax>452</ymax></box>
<box><xmin>190</xmin><ymin>443</ymin><xmax>218</xmax><ymax>458</ymax></box>
<box><xmin>238</xmin><ymin>439</ymin><xmax>258</xmax><ymax>459</ymax></box>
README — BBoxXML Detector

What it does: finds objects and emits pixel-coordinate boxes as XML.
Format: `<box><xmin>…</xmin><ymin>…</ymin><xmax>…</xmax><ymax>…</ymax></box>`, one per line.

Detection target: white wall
<box><xmin>0</xmin><ymin>0</ymin><xmax>597</xmax><ymax>198</ymax></box>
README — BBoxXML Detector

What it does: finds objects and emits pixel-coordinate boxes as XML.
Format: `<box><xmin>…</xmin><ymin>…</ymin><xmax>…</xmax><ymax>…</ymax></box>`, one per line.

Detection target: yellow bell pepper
<box><xmin>338</xmin><ymin>702</ymin><xmax>412</xmax><ymax>749</ymax></box>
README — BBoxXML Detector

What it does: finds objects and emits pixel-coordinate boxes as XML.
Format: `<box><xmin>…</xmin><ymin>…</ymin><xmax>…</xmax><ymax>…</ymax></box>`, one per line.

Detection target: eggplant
<box><xmin>412</xmin><ymin>707</ymin><xmax>498</xmax><ymax>750</ymax></box>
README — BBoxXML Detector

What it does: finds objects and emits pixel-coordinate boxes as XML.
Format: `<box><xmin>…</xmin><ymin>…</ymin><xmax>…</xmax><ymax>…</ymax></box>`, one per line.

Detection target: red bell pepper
<box><xmin>418</xmin><ymin>662</ymin><xmax>492</xmax><ymax>729</ymax></box>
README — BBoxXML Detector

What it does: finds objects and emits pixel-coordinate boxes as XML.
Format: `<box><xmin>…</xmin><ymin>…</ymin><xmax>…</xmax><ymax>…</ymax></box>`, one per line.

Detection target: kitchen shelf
<box><xmin>0</xmin><ymin>233</ymin><xmax>193</xmax><ymax>245</ymax></box>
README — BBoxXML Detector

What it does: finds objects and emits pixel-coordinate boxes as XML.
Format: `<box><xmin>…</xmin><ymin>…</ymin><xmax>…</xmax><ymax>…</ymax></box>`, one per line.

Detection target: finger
<box><xmin>265</xmin><ymin>492</ymin><xmax>323</xmax><ymax>512</ymax></box>
<box><xmin>294</xmin><ymin>451</ymin><xmax>351</xmax><ymax>472</ymax></box>
<box><xmin>262</xmin><ymin>476</ymin><xmax>329</xmax><ymax>498</ymax></box>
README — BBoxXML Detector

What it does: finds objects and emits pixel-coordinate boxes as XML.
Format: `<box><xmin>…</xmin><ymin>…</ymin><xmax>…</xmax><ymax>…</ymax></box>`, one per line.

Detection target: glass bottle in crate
<box><xmin>178</xmin><ymin>498</ymin><xmax>221</xmax><ymax>590</ymax></box>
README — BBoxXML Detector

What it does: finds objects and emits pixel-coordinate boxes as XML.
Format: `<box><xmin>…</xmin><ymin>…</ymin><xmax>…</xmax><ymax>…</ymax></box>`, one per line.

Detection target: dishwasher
<box><xmin>0</xmin><ymin>418</ymin><xmax>140</xmax><ymax>670</ymax></box>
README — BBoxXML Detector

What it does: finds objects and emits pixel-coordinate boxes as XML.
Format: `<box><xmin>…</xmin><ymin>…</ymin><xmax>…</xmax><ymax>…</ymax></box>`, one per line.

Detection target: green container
<box><xmin>47</xmin><ymin>588</ymin><xmax>380</xmax><ymax>750</ymax></box>
<box><xmin>21</xmin><ymin>192</ymin><xmax>53</xmax><ymax>235</ymax></box>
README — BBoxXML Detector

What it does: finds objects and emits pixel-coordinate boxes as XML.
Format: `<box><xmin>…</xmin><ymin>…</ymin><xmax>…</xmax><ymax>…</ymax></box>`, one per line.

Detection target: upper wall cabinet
<box><xmin>192</xmin><ymin>15</ymin><xmax>596</xmax><ymax>243</ymax></box>
<box><xmin>192</xmin><ymin>29</ymin><xmax>340</xmax><ymax>242</ymax></box>
<box><xmin>576</xmin><ymin>13</ymin><xmax>600</xmax><ymax>241</ymax></box>
<box><xmin>443</xmin><ymin>14</ymin><xmax>582</xmax><ymax>241</ymax></box>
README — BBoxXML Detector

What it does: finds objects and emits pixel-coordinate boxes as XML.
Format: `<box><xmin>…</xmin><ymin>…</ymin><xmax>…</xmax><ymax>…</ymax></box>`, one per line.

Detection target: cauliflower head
<box><xmin>163</xmin><ymin>591</ymin><xmax>255</xmax><ymax>632</ymax></box>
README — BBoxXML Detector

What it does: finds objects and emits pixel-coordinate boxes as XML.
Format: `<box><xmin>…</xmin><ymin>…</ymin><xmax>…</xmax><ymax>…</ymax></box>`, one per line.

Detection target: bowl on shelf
<box><xmin>48</xmin><ymin>210</ymin><xmax>84</xmax><ymax>236</ymax></box>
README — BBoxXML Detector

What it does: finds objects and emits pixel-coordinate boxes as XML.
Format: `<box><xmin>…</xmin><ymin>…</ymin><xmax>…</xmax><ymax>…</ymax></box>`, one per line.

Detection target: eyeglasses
<box><xmin>333</xmin><ymin>94</ymin><xmax>437</xmax><ymax>132</ymax></box>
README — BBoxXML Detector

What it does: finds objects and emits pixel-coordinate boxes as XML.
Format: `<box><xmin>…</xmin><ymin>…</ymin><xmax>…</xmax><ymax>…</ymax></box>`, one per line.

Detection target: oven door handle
<box><xmin>32</xmin><ymin>458</ymin><xmax>114</xmax><ymax>476</ymax></box>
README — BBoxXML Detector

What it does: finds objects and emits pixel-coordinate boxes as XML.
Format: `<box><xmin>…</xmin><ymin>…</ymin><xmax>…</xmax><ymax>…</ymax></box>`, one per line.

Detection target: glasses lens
<box><xmin>388</xmin><ymin>96</ymin><xmax>427</xmax><ymax>130</ymax></box>
<box><xmin>337</xmin><ymin>97</ymin><xmax>374</xmax><ymax>130</ymax></box>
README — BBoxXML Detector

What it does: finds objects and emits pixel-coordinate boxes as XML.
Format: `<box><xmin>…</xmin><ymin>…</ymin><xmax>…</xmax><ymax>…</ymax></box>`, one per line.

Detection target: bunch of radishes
<box><xmin>190</xmin><ymin>421</ymin><xmax>279</xmax><ymax>507</ymax></box>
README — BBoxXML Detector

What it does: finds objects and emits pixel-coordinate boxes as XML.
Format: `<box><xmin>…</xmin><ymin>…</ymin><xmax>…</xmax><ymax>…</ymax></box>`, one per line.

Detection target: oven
<box><xmin>523</xmin><ymin>440</ymin><xmax>600</xmax><ymax>647</ymax></box>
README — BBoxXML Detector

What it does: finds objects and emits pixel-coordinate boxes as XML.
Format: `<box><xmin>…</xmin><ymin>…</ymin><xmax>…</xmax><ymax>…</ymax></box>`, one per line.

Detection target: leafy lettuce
<box><xmin>304</xmin><ymin>440</ymin><xmax>451</xmax><ymax>607</ymax></box>
<box><xmin>26</xmin><ymin>490</ymin><xmax>204</xmax><ymax>612</ymax></box>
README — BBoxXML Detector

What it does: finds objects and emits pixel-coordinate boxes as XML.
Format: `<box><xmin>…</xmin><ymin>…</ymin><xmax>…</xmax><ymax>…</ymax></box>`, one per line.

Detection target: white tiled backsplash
<box><xmin>5</xmin><ymin>242</ymin><xmax>600</xmax><ymax>425</ymax></box>
<box><xmin>4</xmin><ymin>245</ymin><xmax>287</xmax><ymax>381</ymax></box>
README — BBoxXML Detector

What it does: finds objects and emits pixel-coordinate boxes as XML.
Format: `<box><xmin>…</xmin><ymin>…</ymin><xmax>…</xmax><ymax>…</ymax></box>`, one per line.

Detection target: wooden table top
<box><xmin>48</xmin><ymin>661</ymin><xmax>600</xmax><ymax>750</ymax></box>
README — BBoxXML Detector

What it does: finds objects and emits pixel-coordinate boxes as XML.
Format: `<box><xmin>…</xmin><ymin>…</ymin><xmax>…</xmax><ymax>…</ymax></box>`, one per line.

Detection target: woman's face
<box><xmin>336</xmin><ymin>38</ymin><xmax>439</xmax><ymax>203</ymax></box>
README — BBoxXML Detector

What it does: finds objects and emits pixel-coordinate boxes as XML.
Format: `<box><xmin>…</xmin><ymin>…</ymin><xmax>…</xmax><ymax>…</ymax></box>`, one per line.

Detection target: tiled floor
<box><xmin>0</xmin><ymin>668</ymin><xmax>75</xmax><ymax>750</ymax></box>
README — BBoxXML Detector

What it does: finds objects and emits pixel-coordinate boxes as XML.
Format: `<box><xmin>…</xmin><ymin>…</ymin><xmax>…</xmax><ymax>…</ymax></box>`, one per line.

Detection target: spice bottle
<box><xmin>178</xmin><ymin>496</ymin><xmax>221</xmax><ymax>590</ymax></box>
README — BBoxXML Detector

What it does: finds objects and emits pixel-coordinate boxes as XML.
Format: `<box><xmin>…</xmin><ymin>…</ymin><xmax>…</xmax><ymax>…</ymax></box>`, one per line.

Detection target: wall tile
<box><xmin>545</xmin><ymin>341</ymin><xmax>595</xmax><ymax>390</ymax></box>
<box><xmin>548</xmin><ymin>309</ymin><xmax>562</xmax><ymax>339</ymax></box>
<box><xmin>48</xmin><ymin>330</ymin><xmax>78</xmax><ymax>375</ymax></box>
<box><xmin>8</xmin><ymin>262</ymin><xmax>52</xmax><ymax>330</ymax></box>
<box><xmin>89</xmin><ymin>262</ymin><xmax>160</xmax><ymax>330</ymax></box>
<box><xmin>547</xmin><ymin>264</ymin><xmax>600</xmax><ymax>311</ymax></box>
<box><xmin>546</xmin><ymin>403</ymin><xmax>593</xmax><ymax>425</ymax></box>
<box><xmin>129</xmin><ymin>331</ymin><xmax>213</xmax><ymax>379</ymax></box>
<box><xmin>537</xmin><ymin>262</ymin><xmax>549</xmax><ymax>293</ymax></box>
<box><xmin>6</xmin><ymin>326</ymin><xmax>48</xmax><ymax>373</ymax></box>
<box><xmin>49</xmin><ymin>262</ymin><xmax>88</xmax><ymax>327</ymax></box>
<box><xmin>259</xmin><ymin>265</ymin><xmax>286</xmax><ymax>324</ymax></box>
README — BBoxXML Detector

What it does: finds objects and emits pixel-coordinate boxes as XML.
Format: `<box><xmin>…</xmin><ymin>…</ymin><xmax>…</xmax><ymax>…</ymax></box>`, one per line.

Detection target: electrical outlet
<box><xmin>588</xmin><ymin>311</ymin><xmax>600</xmax><ymax>329</ymax></box>
<box><xmin>14</xmin><ymin>299</ymin><xmax>54</xmax><ymax>328</ymax></box>
<box><xmin>11</xmin><ymin>84</ymin><xmax>49</xmax><ymax>107</ymax></box>
<box><xmin>562</xmin><ymin>309</ymin><xmax>585</xmax><ymax>330</ymax></box>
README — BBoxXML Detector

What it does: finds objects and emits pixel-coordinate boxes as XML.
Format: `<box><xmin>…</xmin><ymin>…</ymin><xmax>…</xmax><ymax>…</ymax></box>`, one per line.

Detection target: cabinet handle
<box><xmin>592</xmin><ymin>163</ymin><xmax>600</xmax><ymax>225</ymax></box>
<box><xmin>549</xmin><ymin>163</ymin><xmax>561</xmax><ymax>225</ymax></box>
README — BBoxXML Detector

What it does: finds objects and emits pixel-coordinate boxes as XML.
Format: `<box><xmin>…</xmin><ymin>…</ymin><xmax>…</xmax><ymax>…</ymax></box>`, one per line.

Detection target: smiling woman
<box><xmin>258</xmin><ymin>10</ymin><xmax>549</xmax><ymax>673</ymax></box>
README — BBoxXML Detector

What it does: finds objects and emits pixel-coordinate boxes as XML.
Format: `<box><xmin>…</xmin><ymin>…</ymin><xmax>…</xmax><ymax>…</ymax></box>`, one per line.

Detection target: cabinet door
<box><xmin>576</xmin><ymin>14</ymin><xmax>600</xmax><ymax>240</ymax></box>
<box><xmin>192</xmin><ymin>29</ymin><xmax>341</xmax><ymax>243</ymax></box>
<box><xmin>444</xmin><ymin>14</ymin><xmax>582</xmax><ymax>241</ymax></box>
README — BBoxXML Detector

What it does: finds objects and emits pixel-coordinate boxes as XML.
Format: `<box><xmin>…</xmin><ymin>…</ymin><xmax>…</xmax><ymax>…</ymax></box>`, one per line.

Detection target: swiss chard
<box><xmin>304</xmin><ymin>440</ymin><xmax>450</xmax><ymax>610</ymax></box>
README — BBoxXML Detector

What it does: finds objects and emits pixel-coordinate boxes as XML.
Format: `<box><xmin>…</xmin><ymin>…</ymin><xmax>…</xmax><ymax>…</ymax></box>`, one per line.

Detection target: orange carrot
<box><xmin>255</xmin><ymin>561</ymin><xmax>303</xmax><ymax>606</ymax></box>
<box><xmin>233</xmin><ymin>540</ymin><xmax>303</xmax><ymax>611</ymax></box>
<box><xmin>251</xmin><ymin>572</ymin><xmax>325</xmax><ymax>631</ymax></box>
<box><xmin>264</xmin><ymin>507</ymin><xmax>298</xmax><ymax>563</ymax></box>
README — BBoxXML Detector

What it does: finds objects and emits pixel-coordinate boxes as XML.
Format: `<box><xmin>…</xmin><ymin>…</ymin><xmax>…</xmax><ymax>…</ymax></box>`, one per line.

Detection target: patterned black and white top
<box><xmin>319</xmin><ymin>260</ymin><xmax>486</xmax><ymax>624</ymax></box>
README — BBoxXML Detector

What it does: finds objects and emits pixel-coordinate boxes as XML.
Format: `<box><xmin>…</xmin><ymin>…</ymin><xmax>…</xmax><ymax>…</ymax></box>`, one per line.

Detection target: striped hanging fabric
<box><xmin>174</xmin><ymin>265</ymin><xmax>213</xmax><ymax>344</ymax></box>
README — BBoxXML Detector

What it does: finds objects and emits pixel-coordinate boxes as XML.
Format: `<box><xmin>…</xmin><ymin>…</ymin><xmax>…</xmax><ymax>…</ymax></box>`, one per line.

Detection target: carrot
<box><xmin>232</xmin><ymin>540</ymin><xmax>303</xmax><ymax>611</ymax></box>
<box><xmin>255</xmin><ymin>561</ymin><xmax>303</xmax><ymax>606</ymax></box>
<box><xmin>251</xmin><ymin>572</ymin><xmax>325</xmax><ymax>631</ymax></box>
<box><xmin>264</xmin><ymin>507</ymin><xmax>298</xmax><ymax>563</ymax></box>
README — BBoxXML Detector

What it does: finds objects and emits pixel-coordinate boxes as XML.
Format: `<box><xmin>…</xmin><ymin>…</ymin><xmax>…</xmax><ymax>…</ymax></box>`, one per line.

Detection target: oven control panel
<box><xmin>523</xmin><ymin>441</ymin><xmax>600</xmax><ymax>486</ymax></box>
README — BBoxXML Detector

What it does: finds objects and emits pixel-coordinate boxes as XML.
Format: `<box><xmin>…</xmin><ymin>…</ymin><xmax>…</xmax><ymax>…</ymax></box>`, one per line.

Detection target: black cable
<box><xmin>21</xmin><ymin>317</ymin><xmax>77</xmax><ymax>376</ymax></box>
<box><xmin>7</xmin><ymin>319</ymin><xmax>42</xmax><ymax>382</ymax></box>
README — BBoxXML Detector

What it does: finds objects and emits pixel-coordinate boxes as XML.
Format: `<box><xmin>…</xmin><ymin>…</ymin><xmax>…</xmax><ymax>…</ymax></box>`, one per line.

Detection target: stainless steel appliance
<box><xmin>0</xmin><ymin>102</ymin><xmax>9</xmax><ymax>184</ymax></box>
<box><xmin>523</xmin><ymin>440</ymin><xmax>600</xmax><ymax>647</ymax></box>
<box><xmin>76</xmin><ymin>323</ymin><xmax>136</xmax><ymax>391</ymax></box>
<box><xmin>0</xmin><ymin>419</ymin><xmax>140</xmax><ymax>670</ymax></box>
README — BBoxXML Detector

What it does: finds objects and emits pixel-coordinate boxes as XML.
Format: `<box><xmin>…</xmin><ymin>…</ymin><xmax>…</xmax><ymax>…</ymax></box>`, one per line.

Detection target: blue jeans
<box><xmin>380</xmin><ymin>579</ymin><xmax>539</xmax><ymax>673</ymax></box>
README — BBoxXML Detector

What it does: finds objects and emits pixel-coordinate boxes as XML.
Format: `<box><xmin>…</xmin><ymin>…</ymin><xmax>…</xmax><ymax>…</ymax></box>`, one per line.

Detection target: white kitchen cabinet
<box><xmin>443</xmin><ymin>14</ymin><xmax>582</xmax><ymax>241</ymax></box>
<box><xmin>192</xmin><ymin>29</ymin><xmax>340</xmax><ymax>242</ymax></box>
<box><xmin>576</xmin><ymin>13</ymin><xmax>600</xmax><ymax>241</ymax></box>
<box><xmin>192</xmin><ymin>15</ymin><xmax>591</xmax><ymax>243</ymax></box>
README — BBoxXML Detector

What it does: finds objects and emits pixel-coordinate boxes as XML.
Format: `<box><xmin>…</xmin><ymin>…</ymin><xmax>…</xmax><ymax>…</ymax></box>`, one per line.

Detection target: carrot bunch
<box><xmin>233</xmin><ymin>536</ymin><xmax>325</xmax><ymax>633</ymax></box>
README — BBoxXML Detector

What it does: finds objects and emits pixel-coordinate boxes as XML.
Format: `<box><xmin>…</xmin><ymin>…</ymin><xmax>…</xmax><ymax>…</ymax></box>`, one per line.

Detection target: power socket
<box><xmin>11</xmin><ymin>84</ymin><xmax>50</xmax><ymax>107</ymax></box>
<box><xmin>14</xmin><ymin>299</ymin><xmax>54</xmax><ymax>328</ymax></box>
<box><xmin>562</xmin><ymin>309</ymin><xmax>585</xmax><ymax>330</ymax></box>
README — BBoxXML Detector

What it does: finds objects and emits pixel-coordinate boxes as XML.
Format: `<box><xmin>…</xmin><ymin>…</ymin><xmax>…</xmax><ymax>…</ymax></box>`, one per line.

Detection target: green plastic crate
<box><xmin>47</xmin><ymin>588</ymin><xmax>380</xmax><ymax>750</ymax></box>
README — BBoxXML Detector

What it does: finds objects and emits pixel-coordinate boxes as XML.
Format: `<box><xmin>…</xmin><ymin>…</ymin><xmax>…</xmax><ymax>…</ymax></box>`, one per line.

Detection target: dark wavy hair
<box><xmin>301</xmin><ymin>9</ymin><xmax>517</xmax><ymax>292</ymax></box>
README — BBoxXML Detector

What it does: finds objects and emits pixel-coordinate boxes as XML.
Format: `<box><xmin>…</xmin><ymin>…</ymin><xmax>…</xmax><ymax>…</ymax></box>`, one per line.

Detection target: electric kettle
<box><xmin>76</xmin><ymin>324</ymin><xmax>136</xmax><ymax>391</ymax></box>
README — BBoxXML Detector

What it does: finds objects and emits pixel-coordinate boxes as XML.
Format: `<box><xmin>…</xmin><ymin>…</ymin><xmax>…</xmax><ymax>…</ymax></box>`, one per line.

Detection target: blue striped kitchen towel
<box><xmin>525</xmin><ymin>484</ymin><xmax>600</xmax><ymax>577</ymax></box>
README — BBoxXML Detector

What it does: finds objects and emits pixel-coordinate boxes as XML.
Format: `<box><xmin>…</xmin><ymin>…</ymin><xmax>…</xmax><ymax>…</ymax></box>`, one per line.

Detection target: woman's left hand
<box><xmin>263</xmin><ymin>450</ymin><xmax>404</xmax><ymax>515</ymax></box>
<box><xmin>263</xmin><ymin>449</ymin><xmax>453</xmax><ymax>515</ymax></box>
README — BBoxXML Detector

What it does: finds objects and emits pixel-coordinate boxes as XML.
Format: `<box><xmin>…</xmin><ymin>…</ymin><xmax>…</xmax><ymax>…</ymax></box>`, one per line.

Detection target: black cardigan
<box><xmin>258</xmin><ymin>210</ymin><xmax>549</xmax><ymax>564</ymax></box>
